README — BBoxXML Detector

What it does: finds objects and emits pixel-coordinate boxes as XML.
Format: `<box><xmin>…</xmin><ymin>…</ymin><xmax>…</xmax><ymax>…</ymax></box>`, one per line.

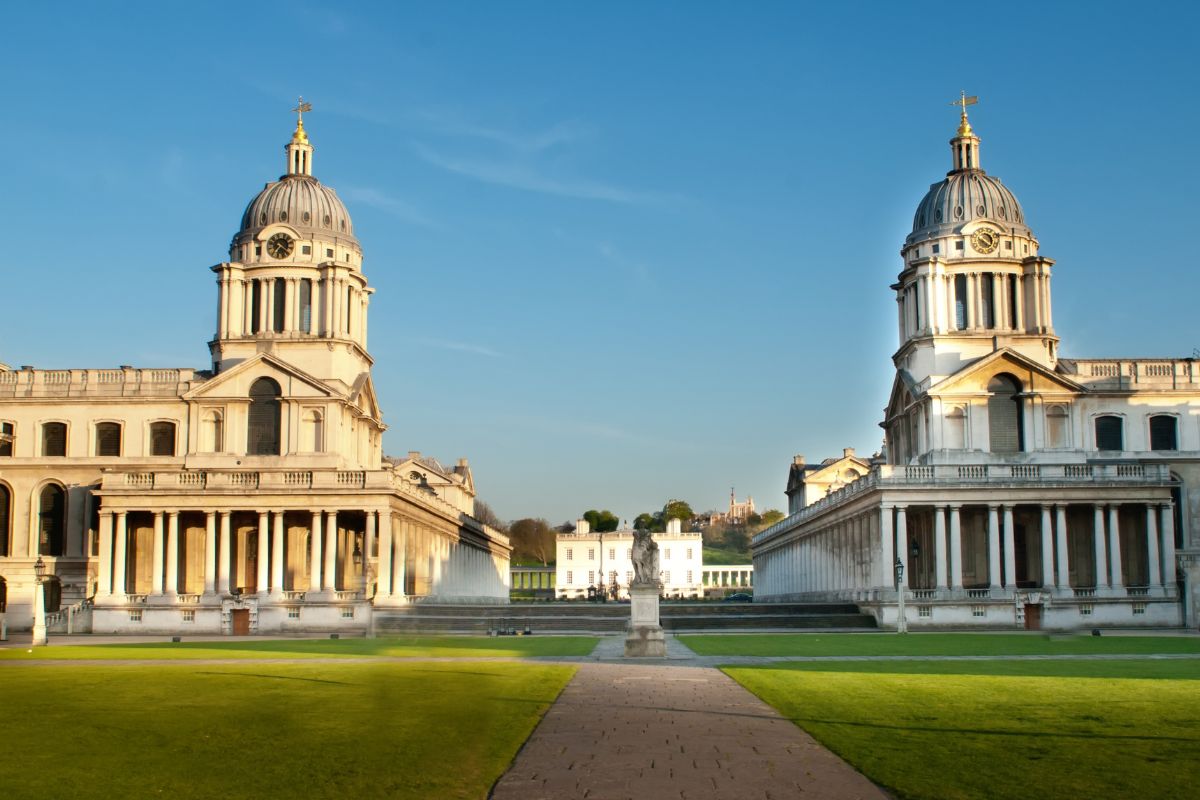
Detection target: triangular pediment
<box><xmin>928</xmin><ymin>348</ymin><xmax>1084</xmax><ymax>396</ymax></box>
<box><xmin>185</xmin><ymin>354</ymin><xmax>341</xmax><ymax>401</ymax></box>
<box><xmin>885</xmin><ymin>370</ymin><xmax>920</xmax><ymax>419</ymax></box>
<box><xmin>349</xmin><ymin>372</ymin><xmax>384</xmax><ymax>424</ymax></box>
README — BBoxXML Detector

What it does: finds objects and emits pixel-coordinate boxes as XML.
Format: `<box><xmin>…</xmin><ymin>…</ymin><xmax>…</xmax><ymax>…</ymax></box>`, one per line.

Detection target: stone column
<box><xmin>949</xmin><ymin>505</ymin><xmax>963</xmax><ymax>590</ymax></box>
<box><xmin>895</xmin><ymin>506</ymin><xmax>908</xmax><ymax>588</ymax></box>
<box><xmin>1108</xmin><ymin>505</ymin><xmax>1124</xmax><ymax>590</ymax></box>
<box><xmin>165</xmin><ymin>511</ymin><xmax>179</xmax><ymax>597</ymax></box>
<box><xmin>1040</xmin><ymin>505</ymin><xmax>1054</xmax><ymax>588</ymax></box>
<box><xmin>218</xmin><ymin>512</ymin><xmax>231</xmax><ymax>595</ymax></box>
<box><xmin>987</xmin><ymin>505</ymin><xmax>1001</xmax><ymax>589</ymax></box>
<box><xmin>1055</xmin><ymin>505</ymin><xmax>1070</xmax><ymax>590</ymax></box>
<box><xmin>1161</xmin><ymin>504</ymin><xmax>1177</xmax><ymax>588</ymax></box>
<box><xmin>324</xmin><ymin>511</ymin><xmax>338</xmax><ymax>592</ymax></box>
<box><xmin>965</xmin><ymin>273</ymin><xmax>977</xmax><ymax>329</ymax></box>
<box><xmin>1014</xmin><ymin>276</ymin><xmax>1025</xmax><ymax>331</ymax></box>
<box><xmin>879</xmin><ymin>504</ymin><xmax>894</xmax><ymax>589</ymax></box>
<box><xmin>204</xmin><ymin>512</ymin><xmax>217</xmax><ymax>596</ymax></box>
<box><xmin>393</xmin><ymin>517</ymin><xmax>407</xmax><ymax>599</ymax></box>
<box><xmin>97</xmin><ymin>511</ymin><xmax>114</xmax><ymax>597</ymax></box>
<box><xmin>1093</xmin><ymin>505</ymin><xmax>1108</xmax><ymax>589</ymax></box>
<box><xmin>151</xmin><ymin>511</ymin><xmax>165</xmax><ymax>596</ymax></box>
<box><xmin>1002</xmin><ymin>505</ymin><xmax>1016</xmax><ymax>588</ymax></box>
<box><xmin>365</xmin><ymin>511</ymin><xmax>377</xmax><ymax>589</ymax></box>
<box><xmin>377</xmin><ymin>511</ymin><xmax>393</xmax><ymax>599</ymax></box>
<box><xmin>256</xmin><ymin>511</ymin><xmax>270</xmax><ymax>594</ymax></box>
<box><xmin>992</xmin><ymin>273</ymin><xmax>1004</xmax><ymax>329</ymax></box>
<box><xmin>934</xmin><ymin>506</ymin><xmax>948</xmax><ymax>590</ymax></box>
<box><xmin>1146</xmin><ymin>505</ymin><xmax>1162</xmax><ymax>589</ymax></box>
<box><xmin>271</xmin><ymin>511</ymin><xmax>285</xmax><ymax>595</ymax></box>
<box><xmin>113</xmin><ymin>512</ymin><xmax>128</xmax><ymax>598</ymax></box>
<box><xmin>309</xmin><ymin>511</ymin><xmax>323</xmax><ymax>593</ymax></box>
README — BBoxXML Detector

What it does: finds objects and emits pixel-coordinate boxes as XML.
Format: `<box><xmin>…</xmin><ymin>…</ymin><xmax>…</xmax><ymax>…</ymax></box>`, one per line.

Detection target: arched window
<box><xmin>954</xmin><ymin>274</ymin><xmax>968</xmax><ymax>330</ymax></box>
<box><xmin>273</xmin><ymin>277</ymin><xmax>287</xmax><ymax>333</ymax></box>
<box><xmin>43</xmin><ymin>576</ymin><xmax>62</xmax><ymax>614</ymax></box>
<box><xmin>0</xmin><ymin>483</ymin><xmax>10</xmax><ymax>557</ymax></box>
<box><xmin>149</xmin><ymin>421</ymin><xmax>176</xmax><ymax>456</ymax></box>
<box><xmin>42</xmin><ymin>422</ymin><xmax>67</xmax><ymax>456</ymax></box>
<box><xmin>1149</xmin><ymin>415</ymin><xmax>1178</xmax><ymax>451</ymax></box>
<box><xmin>1095</xmin><ymin>415</ymin><xmax>1124</xmax><ymax>451</ymax></box>
<box><xmin>303</xmin><ymin>409</ymin><xmax>324</xmax><ymax>452</ymax></box>
<box><xmin>247</xmin><ymin>378</ymin><xmax>282</xmax><ymax>455</ymax></box>
<box><xmin>95</xmin><ymin>422</ymin><xmax>122</xmax><ymax>457</ymax></box>
<box><xmin>38</xmin><ymin>484</ymin><xmax>66</xmax><ymax>556</ymax></box>
<box><xmin>299</xmin><ymin>279</ymin><xmax>313</xmax><ymax>333</ymax></box>
<box><xmin>1046</xmin><ymin>405</ymin><xmax>1069</xmax><ymax>449</ymax></box>
<box><xmin>945</xmin><ymin>406</ymin><xmax>967</xmax><ymax>449</ymax></box>
<box><xmin>203</xmin><ymin>410</ymin><xmax>224</xmax><ymax>453</ymax></box>
<box><xmin>987</xmin><ymin>374</ymin><xmax>1023</xmax><ymax>453</ymax></box>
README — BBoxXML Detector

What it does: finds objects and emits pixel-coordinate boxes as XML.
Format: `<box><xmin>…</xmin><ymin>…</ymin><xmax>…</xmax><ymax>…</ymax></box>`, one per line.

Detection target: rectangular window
<box><xmin>273</xmin><ymin>277</ymin><xmax>287</xmax><ymax>333</ymax></box>
<box><xmin>182</xmin><ymin>610</ymin><xmax>195</xmax><ymax>623</ymax></box>
<box><xmin>250</xmin><ymin>280</ymin><xmax>262</xmax><ymax>332</ymax></box>
<box><xmin>663</xmin><ymin>571</ymin><xmax>670</xmax><ymax>584</ymax></box>
<box><xmin>566</xmin><ymin>548</ymin><xmax>573</xmax><ymax>561</ymax></box>
<box><xmin>129</xmin><ymin>610</ymin><xmax>143</xmax><ymax>622</ymax></box>
<box><xmin>932</xmin><ymin>243</ymin><xmax>940</xmax><ymax>254</ymax></box>
<box><xmin>0</xmin><ymin>421</ymin><xmax>13</xmax><ymax>457</ymax></box>
<box><xmin>341</xmin><ymin>608</ymin><xmax>355</xmax><ymax>619</ymax></box>
<box><xmin>149</xmin><ymin>422</ymin><xmax>176</xmax><ymax>456</ymax></box>
<box><xmin>626</xmin><ymin>548</ymin><xmax>632</xmax><ymax>559</ymax></box>
<box><xmin>1149</xmin><ymin>415</ymin><xmax>1178</xmax><ymax>451</ymax></box>
<box><xmin>566</xmin><ymin>571</ymin><xmax>573</xmax><ymax>585</ymax></box>
<box><xmin>971</xmin><ymin>606</ymin><xmax>986</xmax><ymax>618</ymax></box>
<box><xmin>1080</xmin><ymin>604</ymin><xmax>1094</xmax><ymax>616</ymax></box>
<box><xmin>665</xmin><ymin>549</ymin><xmax>671</xmax><ymax>560</ymax></box>
<box><xmin>609</xmin><ymin>548</ymin><xmax>615</xmax><ymax>561</ymax></box>
<box><xmin>326</xmin><ymin>248</ymin><xmax>334</xmax><ymax>258</ymax></box>
<box><xmin>95</xmin><ymin>422</ymin><xmax>121</xmax><ymax>457</ymax></box>
<box><xmin>1132</xmin><ymin>603</ymin><xmax>1146</xmax><ymax>615</ymax></box>
<box><xmin>956</xmin><ymin>241</ymin><xmax>965</xmax><ymax>250</ymax></box>
<box><xmin>687</xmin><ymin>548</ymin><xmax>693</xmax><ymax>560</ymax></box>
<box><xmin>588</xmin><ymin>548</ymin><xmax>594</xmax><ymax>560</ymax></box>
<box><xmin>687</xmin><ymin>570</ymin><xmax>693</xmax><ymax>584</ymax></box>
<box><xmin>1008</xmin><ymin>274</ymin><xmax>1019</xmax><ymax>328</ymax></box>
<box><xmin>1095</xmin><ymin>416</ymin><xmax>1124</xmax><ymax>451</ymax></box>
<box><xmin>918</xmin><ymin>606</ymin><xmax>932</xmax><ymax>618</ymax></box>
<box><xmin>301</xmin><ymin>245</ymin><xmax>311</xmax><ymax>255</ymax></box>
<box><xmin>287</xmin><ymin>607</ymin><xmax>301</xmax><ymax>619</ymax></box>
<box><xmin>954</xmin><ymin>274</ymin><xmax>968</xmax><ymax>330</ymax></box>
<box><xmin>980</xmin><ymin>272</ymin><xmax>994</xmax><ymax>328</ymax></box>
<box><xmin>625</xmin><ymin>571</ymin><xmax>633</xmax><ymax>585</ymax></box>
<box><xmin>42</xmin><ymin>422</ymin><xmax>67</xmax><ymax>456</ymax></box>
<box><xmin>588</xmin><ymin>571</ymin><xmax>594</xmax><ymax>585</ymax></box>
<box><xmin>299</xmin><ymin>279</ymin><xmax>313</xmax><ymax>333</ymax></box>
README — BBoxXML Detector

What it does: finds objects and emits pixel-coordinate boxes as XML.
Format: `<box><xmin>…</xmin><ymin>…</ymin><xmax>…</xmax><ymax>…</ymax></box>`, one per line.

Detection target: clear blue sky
<box><xmin>2</xmin><ymin>2</ymin><xmax>1197</xmax><ymax>525</ymax></box>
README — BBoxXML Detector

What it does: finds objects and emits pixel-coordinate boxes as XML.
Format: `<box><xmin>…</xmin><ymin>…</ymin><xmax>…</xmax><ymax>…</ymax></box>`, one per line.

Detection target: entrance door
<box><xmin>231</xmin><ymin>608</ymin><xmax>250</xmax><ymax>636</ymax></box>
<box><xmin>1023</xmin><ymin>604</ymin><xmax>1042</xmax><ymax>631</ymax></box>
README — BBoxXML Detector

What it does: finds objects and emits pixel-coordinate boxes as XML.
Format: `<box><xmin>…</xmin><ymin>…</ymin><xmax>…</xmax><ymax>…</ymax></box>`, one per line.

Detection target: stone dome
<box><xmin>906</xmin><ymin>169</ymin><xmax>1031</xmax><ymax>246</ymax></box>
<box><xmin>238</xmin><ymin>175</ymin><xmax>357</xmax><ymax>242</ymax></box>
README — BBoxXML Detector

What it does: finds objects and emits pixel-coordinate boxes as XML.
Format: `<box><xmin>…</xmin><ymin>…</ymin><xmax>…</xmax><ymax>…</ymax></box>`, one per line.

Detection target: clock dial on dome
<box><xmin>266</xmin><ymin>233</ymin><xmax>294</xmax><ymax>259</ymax></box>
<box><xmin>970</xmin><ymin>227</ymin><xmax>999</xmax><ymax>254</ymax></box>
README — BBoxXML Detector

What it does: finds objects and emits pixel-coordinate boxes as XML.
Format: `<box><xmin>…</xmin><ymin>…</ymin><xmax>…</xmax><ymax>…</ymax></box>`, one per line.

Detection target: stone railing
<box><xmin>176</xmin><ymin>594</ymin><xmax>201</xmax><ymax>604</ymax></box>
<box><xmin>102</xmin><ymin>469</ymin><xmax>395</xmax><ymax>492</ymax></box>
<box><xmin>0</xmin><ymin>367</ymin><xmax>197</xmax><ymax>397</ymax></box>
<box><xmin>753</xmin><ymin>461</ymin><xmax>1174</xmax><ymax>547</ymax></box>
<box><xmin>1059</xmin><ymin>358</ymin><xmax>1200</xmax><ymax>390</ymax></box>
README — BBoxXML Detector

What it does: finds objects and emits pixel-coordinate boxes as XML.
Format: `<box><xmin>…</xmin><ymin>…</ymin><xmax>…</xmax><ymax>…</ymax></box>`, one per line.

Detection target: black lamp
<box><xmin>34</xmin><ymin>556</ymin><xmax>46</xmax><ymax>583</ymax></box>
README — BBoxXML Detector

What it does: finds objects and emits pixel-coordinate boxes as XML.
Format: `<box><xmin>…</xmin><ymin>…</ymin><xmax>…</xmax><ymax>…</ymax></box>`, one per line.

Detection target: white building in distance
<box><xmin>557</xmin><ymin>518</ymin><xmax>703</xmax><ymax>599</ymax></box>
<box><xmin>0</xmin><ymin>111</ymin><xmax>510</xmax><ymax>635</ymax></box>
<box><xmin>754</xmin><ymin>104</ymin><xmax>1198</xmax><ymax>630</ymax></box>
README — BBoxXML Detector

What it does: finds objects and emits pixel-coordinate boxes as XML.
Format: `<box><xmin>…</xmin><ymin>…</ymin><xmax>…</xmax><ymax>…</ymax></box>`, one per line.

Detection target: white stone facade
<box><xmin>0</xmin><ymin>118</ymin><xmax>510</xmax><ymax>635</ymax></box>
<box><xmin>556</xmin><ymin>519</ymin><xmax>703</xmax><ymax>599</ymax></box>
<box><xmin>754</xmin><ymin>109</ymin><xmax>1199</xmax><ymax>630</ymax></box>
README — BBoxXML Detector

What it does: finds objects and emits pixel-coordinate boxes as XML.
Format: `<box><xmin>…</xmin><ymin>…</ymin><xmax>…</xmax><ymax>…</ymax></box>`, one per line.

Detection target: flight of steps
<box><xmin>373</xmin><ymin>601</ymin><xmax>876</xmax><ymax>635</ymax></box>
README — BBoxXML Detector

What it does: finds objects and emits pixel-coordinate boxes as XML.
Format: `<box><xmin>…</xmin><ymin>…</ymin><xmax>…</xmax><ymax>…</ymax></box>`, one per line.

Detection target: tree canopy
<box><xmin>508</xmin><ymin>518</ymin><xmax>557</xmax><ymax>565</ymax></box>
<box><xmin>582</xmin><ymin>509</ymin><xmax>619</xmax><ymax>532</ymax></box>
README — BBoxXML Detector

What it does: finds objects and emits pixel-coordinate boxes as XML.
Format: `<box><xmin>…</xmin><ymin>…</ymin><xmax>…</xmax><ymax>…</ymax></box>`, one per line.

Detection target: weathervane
<box><xmin>950</xmin><ymin>91</ymin><xmax>977</xmax><ymax>136</ymax></box>
<box><xmin>292</xmin><ymin>96</ymin><xmax>312</xmax><ymax>124</ymax></box>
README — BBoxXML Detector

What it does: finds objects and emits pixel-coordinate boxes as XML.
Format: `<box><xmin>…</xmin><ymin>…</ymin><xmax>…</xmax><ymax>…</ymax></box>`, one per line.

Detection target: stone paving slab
<box><xmin>490</xmin><ymin>658</ymin><xmax>888</xmax><ymax>800</ymax></box>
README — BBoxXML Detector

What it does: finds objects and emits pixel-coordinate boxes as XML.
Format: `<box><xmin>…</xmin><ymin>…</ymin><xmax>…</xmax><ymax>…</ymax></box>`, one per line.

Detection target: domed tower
<box><xmin>209</xmin><ymin>106</ymin><xmax>373</xmax><ymax>385</ymax></box>
<box><xmin>893</xmin><ymin>99</ymin><xmax>1057</xmax><ymax>385</ymax></box>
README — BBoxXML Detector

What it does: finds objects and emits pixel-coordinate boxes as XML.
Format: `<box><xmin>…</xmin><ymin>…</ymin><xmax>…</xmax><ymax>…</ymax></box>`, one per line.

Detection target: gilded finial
<box><xmin>950</xmin><ymin>91</ymin><xmax>978</xmax><ymax>137</ymax></box>
<box><xmin>291</xmin><ymin>96</ymin><xmax>312</xmax><ymax>143</ymax></box>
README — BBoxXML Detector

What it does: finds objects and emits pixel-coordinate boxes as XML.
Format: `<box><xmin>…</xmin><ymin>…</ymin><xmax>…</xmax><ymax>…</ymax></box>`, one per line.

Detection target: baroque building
<box><xmin>754</xmin><ymin>105</ymin><xmax>1199</xmax><ymax>629</ymax></box>
<box><xmin>557</xmin><ymin>518</ymin><xmax>704</xmax><ymax>600</ymax></box>
<box><xmin>0</xmin><ymin>112</ymin><xmax>510</xmax><ymax>634</ymax></box>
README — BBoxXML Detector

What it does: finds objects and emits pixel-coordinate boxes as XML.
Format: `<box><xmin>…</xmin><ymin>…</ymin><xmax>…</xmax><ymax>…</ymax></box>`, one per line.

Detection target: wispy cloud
<box><xmin>412</xmin><ymin>109</ymin><xmax>588</xmax><ymax>154</ymax></box>
<box><xmin>340</xmin><ymin>186</ymin><xmax>442</xmax><ymax>230</ymax></box>
<box><xmin>413</xmin><ymin>143</ymin><xmax>678</xmax><ymax>206</ymax></box>
<box><xmin>416</xmin><ymin>337</ymin><xmax>504</xmax><ymax>358</ymax></box>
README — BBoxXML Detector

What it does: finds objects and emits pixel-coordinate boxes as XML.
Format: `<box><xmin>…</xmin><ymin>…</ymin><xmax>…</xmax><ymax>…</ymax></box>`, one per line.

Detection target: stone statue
<box><xmin>630</xmin><ymin>529</ymin><xmax>660</xmax><ymax>586</ymax></box>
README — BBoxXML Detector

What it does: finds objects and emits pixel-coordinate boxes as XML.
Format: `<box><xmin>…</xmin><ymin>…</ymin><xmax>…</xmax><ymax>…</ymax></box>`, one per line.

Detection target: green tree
<box><xmin>632</xmin><ymin>512</ymin><xmax>657</xmax><ymax>531</ymax></box>
<box><xmin>583</xmin><ymin>509</ymin><xmax>619</xmax><ymax>532</ymax></box>
<box><xmin>662</xmin><ymin>499</ymin><xmax>694</xmax><ymax>523</ymax></box>
<box><xmin>760</xmin><ymin>509</ymin><xmax>786</xmax><ymax>527</ymax></box>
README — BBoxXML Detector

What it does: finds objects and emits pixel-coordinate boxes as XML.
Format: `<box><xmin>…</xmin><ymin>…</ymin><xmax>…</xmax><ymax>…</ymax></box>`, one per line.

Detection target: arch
<box><xmin>1046</xmin><ymin>404</ymin><xmax>1069</xmax><ymax>449</ymax></box>
<box><xmin>149</xmin><ymin>421</ymin><xmax>177</xmax><ymax>456</ymax></box>
<box><xmin>41</xmin><ymin>421</ymin><xmax>67</xmax><ymax>456</ymax></box>
<box><xmin>1149</xmin><ymin>414</ymin><xmax>1178</xmax><ymax>451</ymax></box>
<box><xmin>0</xmin><ymin>482</ymin><xmax>10</xmax><ymax>557</ymax></box>
<box><xmin>1094</xmin><ymin>414</ymin><xmax>1124</xmax><ymax>451</ymax></box>
<box><xmin>37</xmin><ymin>483</ymin><xmax>66</xmax><ymax>556</ymax></box>
<box><xmin>94</xmin><ymin>421</ymin><xmax>122</xmax><ymax>457</ymax></box>
<box><xmin>945</xmin><ymin>405</ymin><xmax>967</xmax><ymax>449</ymax></box>
<box><xmin>987</xmin><ymin>374</ymin><xmax>1023</xmax><ymax>453</ymax></box>
<box><xmin>247</xmin><ymin>377</ymin><xmax>282</xmax><ymax>455</ymax></box>
<box><xmin>202</xmin><ymin>409</ymin><xmax>224</xmax><ymax>453</ymax></box>
<box><xmin>303</xmin><ymin>408</ymin><xmax>324</xmax><ymax>453</ymax></box>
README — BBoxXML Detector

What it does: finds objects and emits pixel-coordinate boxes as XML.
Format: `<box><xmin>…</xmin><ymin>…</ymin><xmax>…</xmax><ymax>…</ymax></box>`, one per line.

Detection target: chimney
<box><xmin>457</xmin><ymin>458</ymin><xmax>469</xmax><ymax>467</ymax></box>
<box><xmin>407</xmin><ymin>450</ymin><xmax>421</xmax><ymax>461</ymax></box>
<box><xmin>793</xmin><ymin>455</ymin><xmax>805</xmax><ymax>466</ymax></box>
<box><xmin>667</xmin><ymin>518</ymin><xmax>682</xmax><ymax>534</ymax></box>
<box><xmin>575</xmin><ymin>518</ymin><xmax>590</xmax><ymax>535</ymax></box>
<box><xmin>843</xmin><ymin>447</ymin><xmax>855</xmax><ymax>458</ymax></box>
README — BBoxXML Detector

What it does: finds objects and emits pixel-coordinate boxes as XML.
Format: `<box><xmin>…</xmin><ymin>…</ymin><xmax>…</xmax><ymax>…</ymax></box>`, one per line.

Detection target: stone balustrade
<box><xmin>0</xmin><ymin>366</ymin><xmax>197</xmax><ymax>396</ymax></box>
<box><xmin>1060</xmin><ymin>358</ymin><xmax>1200</xmax><ymax>390</ymax></box>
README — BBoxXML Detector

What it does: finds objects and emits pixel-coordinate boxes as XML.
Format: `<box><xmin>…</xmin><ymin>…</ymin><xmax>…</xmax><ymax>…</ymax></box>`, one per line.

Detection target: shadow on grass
<box><xmin>193</xmin><ymin>671</ymin><xmax>355</xmax><ymax>686</ymax></box>
<box><xmin>789</xmin><ymin>716</ymin><xmax>1200</xmax><ymax>744</ymax></box>
<box><xmin>735</xmin><ymin>659</ymin><xmax>1200</xmax><ymax>681</ymax></box>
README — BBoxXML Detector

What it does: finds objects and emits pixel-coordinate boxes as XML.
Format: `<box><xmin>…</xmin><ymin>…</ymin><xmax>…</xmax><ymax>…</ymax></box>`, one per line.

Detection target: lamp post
<box><xmin>31</xmin><ymin>556</ymin><xmax>47</xmax><ymax>646</ymax></box>
<box><xmin>894</xmin><ymin>557</ymin><xmax>907</xmax><ymax>634</ymax></box>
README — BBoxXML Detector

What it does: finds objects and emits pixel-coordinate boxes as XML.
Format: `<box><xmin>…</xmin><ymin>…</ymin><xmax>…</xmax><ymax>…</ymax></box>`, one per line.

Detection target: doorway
<box><xmin>1023</xmin><ymin>603</ymin><xmax>1042</xmax><ymax>631</ymax></box>
<box><xmin>230</xmin><ymin>608</ymin><xmax>250</xmax><ymax>635</ymax></box>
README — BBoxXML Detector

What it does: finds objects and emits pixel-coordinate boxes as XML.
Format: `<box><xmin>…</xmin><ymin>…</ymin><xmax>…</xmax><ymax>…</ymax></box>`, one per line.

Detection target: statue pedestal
<box><xmin>624</xmin><ymin>583</ymin><xmax>666</xmax><ymax>658</ymax></box>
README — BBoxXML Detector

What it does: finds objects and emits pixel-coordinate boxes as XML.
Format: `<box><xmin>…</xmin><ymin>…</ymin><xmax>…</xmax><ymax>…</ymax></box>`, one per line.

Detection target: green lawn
<box><xmin>0</xmin><ymin>635</ymin><xmax>598</xmax><ymax>661</ymax></box>
<box><xmin>702</xmin><ymin>546</ymin><xmax>752</xmax><ymax>565</ymax></box>
<box><xmin>2</xmin><ymin>660</ymin><xmax>575</xmax><ymax>800</ymax></box>
<box><xmin>681</xmin><ymin>631</ymin><xmax>1200</xmax><ymax>657</ymax></box>
<box><xmin>725</xmin><ymin>659</ymin><xmax>1200</xmax><ymax>800</ymax></box>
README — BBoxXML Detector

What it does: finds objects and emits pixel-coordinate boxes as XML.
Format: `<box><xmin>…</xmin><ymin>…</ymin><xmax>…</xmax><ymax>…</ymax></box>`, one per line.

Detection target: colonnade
<box><xmin>756</xmin><ymin>508</ymin><xmax>878</xmax><ymax>598</ymax></box>
<box><xmin>701</xmin><ymin>566</ymin><xmax>754</xmax><ymax>589</ymax></box>
<box><xmin>897</xmin><ymin>261</ymin><xmax>1053</xmax><ymax>342</ymax></box>
<box><xmin>214</xmin><ymin>267</ymin><xmax>370</xmax><ymax>345</ymax></box>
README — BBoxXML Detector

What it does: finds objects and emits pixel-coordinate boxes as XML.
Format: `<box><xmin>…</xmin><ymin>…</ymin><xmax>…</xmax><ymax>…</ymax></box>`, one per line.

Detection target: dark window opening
<box><xmin>38</xmin><ymin>484</ymin><xmax>66</xmax><ymax>556</ymax></box>
<box><xmin>250</xmin><ymin>280</ymin><xmax>262</xmax><ymax>333</ymax></box>
<box><xmin>1150</xmin><ymin>415</ymin><xmax>1178</xmax><ymax>451</ymax></box>
<box><xmin>300</xmin><ymin>279</ymin><xmax>312</xmax><ymax>333</ymax></box>
<box><xmin>1095</xmin><ymin>415</ymin><xmax>1124</xmax><ymax>451</ymax></box>
<box><xmin>95</xmin><ymin>422</ymin><xmax>121</xmax><ymax>457</ymax></box>
<box><xmin>0</xmin><ymin>484</ymin><xmax>10</xmax><ymax>557</ymax></box>
<box><xmin>954</xmin><ymin>274</ymin><xmax>968</xmax><ymax>330</ymax></box>
<box><xmin>987</xmin><ymin>374</ymin><xmax>1024</xmax><ymax>453</ymax></box>
<box><xmin>0</xmin><ymin>421</ymin><xmax>13</xmax><ymax>457</ymax></box>
<box><xmin>273</xmin><ymin>277</ymin><xmax>286</xmax><ymax>333</ymax></box>
<box><xmin>1008</xmin><ymin>275</ymin><xmax>1019</xmax><ymax>328</ymax></box>
<box><xmin>247</xmin><ymin>377</ymin><xmax>282</xmax><ymax>456</ymax></box>
<box><xmin>150</xmin><ymin>422</ymin><xmax>176</xmax><ymax>456</ymax></box>
<box><xmin>42</xmin><ymin>422</ymin><xmax>67</xmax><ymax>456</ymax></box>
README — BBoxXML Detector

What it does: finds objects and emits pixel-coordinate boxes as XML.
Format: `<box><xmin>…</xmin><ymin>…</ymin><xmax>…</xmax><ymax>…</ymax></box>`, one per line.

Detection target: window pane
<box><xmin>150</xmin><ymin>422</ymin><xmax>176</xmax><ymax>456</ymax></box>
<box><xmin>38</xmin><ymin>484</ymin><xmax>65</xmax><ymax>556</ymax></box>
<box><xmin>0</xmin><ymin>485</ymin><xmax>10</xmax><ymax>556</ymax></box>
<box><xmin>248</xmin><ymin>378</ymin><xmax>282</xmax><ymax>455</ymax></box>
<box><xmin>42</xmin><ymin>423</ymin><xmax>67</xmax><ymax>456</ymax></box>
<box><xmin>1149</xmin><ymin>416</ymin><xmax>1177</xmax><ymax>451</ymax></box>
<box><xmin>1095</xmin><ymin>416</ymin><xmax>1123</xmax><ymax>451</ymax></box>
<box><xmin>96</xmin><ymin>422</ymin><xmax>121</xmax><ymax>457</ymax></box>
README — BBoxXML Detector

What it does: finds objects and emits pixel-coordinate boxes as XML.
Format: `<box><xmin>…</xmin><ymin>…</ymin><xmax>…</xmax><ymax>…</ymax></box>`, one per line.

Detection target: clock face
<box><xmin>971</xmin><ymin>227</ymin><xmax>999</xmax><ymax>254</ymax></box>
<box><xmin>266</xmin><ymin>233</ymin><xmax>294</xmax><ymax>259</ymax></box>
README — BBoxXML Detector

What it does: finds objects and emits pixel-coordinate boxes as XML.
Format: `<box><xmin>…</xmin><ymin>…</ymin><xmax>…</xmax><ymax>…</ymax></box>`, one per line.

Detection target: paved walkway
<box><xmin>491</xmin><ymin>637</ymin><xmax>888</xmax><ymax>800</ymax></box>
